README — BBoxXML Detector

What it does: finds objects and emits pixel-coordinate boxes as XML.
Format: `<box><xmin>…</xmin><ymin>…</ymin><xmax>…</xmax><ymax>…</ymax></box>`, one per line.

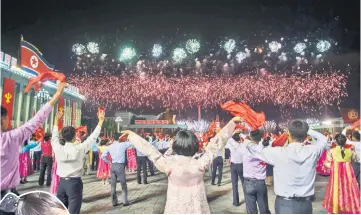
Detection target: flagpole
<box><xmin>18</xmin><ymin>35</ymin><xmax>23</xmax><ymax>68</ymax></box>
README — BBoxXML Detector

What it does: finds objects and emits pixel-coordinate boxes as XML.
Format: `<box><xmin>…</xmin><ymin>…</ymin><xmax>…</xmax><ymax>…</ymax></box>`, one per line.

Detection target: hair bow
<box><xmin>0</xmin><ymin>193</ymin><xmax>20</xmax><ymax>213</ymax></box>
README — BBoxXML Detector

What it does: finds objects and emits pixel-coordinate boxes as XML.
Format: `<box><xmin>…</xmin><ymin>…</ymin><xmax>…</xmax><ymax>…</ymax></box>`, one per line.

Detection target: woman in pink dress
<box><xmin>96</xmin><ymin>139</ymin><xmax>111</xmax><ymax>184</ymax></box>
<box><xmin>316</xmin><ymin>137</ymin><xmax>332</xmax><ymax>176</ymax></box>
<box><xmin>50</xmin><ymin>156</ymin><xmax>60</xmax><ymax>194</ymax></box>
<box><xmin>19</xmin><ymin>140</ymin><xmax>37</xmax><ymax>184</ymax></box>
<box><xmin>121</xmin><ymin>117</ymin><xmax>241</xmax><ymax>213</ymax></box>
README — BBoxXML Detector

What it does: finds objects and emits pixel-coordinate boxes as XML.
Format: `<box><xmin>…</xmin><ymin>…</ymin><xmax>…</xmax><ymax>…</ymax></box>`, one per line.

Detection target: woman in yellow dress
<box><xmin>323</xmin><ymin>133</ymin><xmax>360</xmax><ymax>214</ymax></box>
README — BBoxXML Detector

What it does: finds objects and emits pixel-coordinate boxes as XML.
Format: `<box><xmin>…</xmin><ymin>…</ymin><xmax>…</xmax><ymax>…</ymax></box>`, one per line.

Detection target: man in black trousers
<box><xmin>38</xmin><ymin>134</ymin><xmax>53</xmax><ymax>186</ymax></box>
<box><xmin>211</xmin><ymin>149</ymin><xmax>223</xmax><ymax>186</ymax></box>
<box><xmin>225</xmin><ymin>132</ymin><xmax>246</xmax><ymax>206</ymax></box>
<box><xmin>91</xmin><ymin>138</ymin><xmax>100</xmax><ymax>171</ymax></box>
<box><xmin>51</xmin><ymin>111</ymin><xmax>104</xmax><ymax>214</ymax></box>
<box><xmin>136</xmin><ymin>137</ymin><xmax>149</xmax><ymax>184</ymax></box>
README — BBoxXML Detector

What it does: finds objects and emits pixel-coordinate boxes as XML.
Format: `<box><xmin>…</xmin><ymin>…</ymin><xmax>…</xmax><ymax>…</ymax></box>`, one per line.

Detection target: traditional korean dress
<box><xmin>19</xmin><ymin>143</ymin><xmax>37</xmax><ymax>177</ymax></box>
<box><xmin>50</xmin><ymin>157</ymin><xmax>60</xmax><ymax>194</ymax></box>
<box><xmin>96</xmin><ymin>145</ymin><xmax>111</xmax><ymax>179</ymax></box>
<box><xmin>323</xmin><ymin>145</ymin><xmax>360</xmax><ymax>214</ymax></box>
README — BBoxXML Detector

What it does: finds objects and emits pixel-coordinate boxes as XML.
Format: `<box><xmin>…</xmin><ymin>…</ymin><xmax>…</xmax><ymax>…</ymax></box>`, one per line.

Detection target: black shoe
<box><xmin>144</xmin><ymin>182</ymin><xmax>148</xmax><ymax>184</ymax></box>
<box><xmin>233</xmin><ymin>203</ymin><xmax>240</xmax><ymax>207</ymax></box>
<box><xmin>46</xmin><ymin>184</ymin><xmax>51</xmax><ymax>187</ymax></box>
<box><xmin>113</xmin><ymin>203</ymin><xmax>118</xmax><ymax>207</ymax></box>
<box><xmin>24</xmin><ymin>179</ymin><xmax>28</xmax><ymax>183</ymax></box>
<box><xmin>211</xmin><ymin>183</ymin><xmax>216</xmax><ymax>185</ymax></box>
<box><xmin>20</xmin><ymin>181</ymin><xmax>25</xmax><ymax>184</ymax></box>
<box><xmin>123</xmin><ymin>203</ymin><xmax>130</xmax><ymax>206</ymax></box>
<box><xmin>138</xmin><ymin>182</ymin><xmax>141</xmax><ymax>184</ymax></box>
<box><xmin>218</xmin><ymin>184</ymin><xmax>221</xmax><ymax>186</ymax></box>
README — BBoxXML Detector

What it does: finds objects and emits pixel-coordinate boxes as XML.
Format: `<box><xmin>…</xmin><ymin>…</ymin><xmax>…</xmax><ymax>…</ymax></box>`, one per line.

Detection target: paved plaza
<box><xmin>17</xmin><ymin>165</ymin><xmax>328</xmax><ymax>214</ymax></box>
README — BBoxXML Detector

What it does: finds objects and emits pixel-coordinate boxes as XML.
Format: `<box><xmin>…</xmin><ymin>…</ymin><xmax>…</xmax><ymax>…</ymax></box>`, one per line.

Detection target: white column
<box><xmin>16</xmin><ymin>89</ymin><xmax>24</xmax><ymax>127</ymax></box>
<box><xmin>24</xmin><ymin>93</ymin><xmax>31</xmax><ymax>121</ymax></box>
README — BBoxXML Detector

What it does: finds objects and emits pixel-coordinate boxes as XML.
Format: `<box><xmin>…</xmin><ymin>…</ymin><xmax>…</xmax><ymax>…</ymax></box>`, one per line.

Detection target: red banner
<box><xmin>58</xmin><ymin>97</ymin><xmax>64</xmax><ymax>130</ymax></box>
<box><xmin>1</xmin><ymin>78</ymin><xmax>16</xmax><ymax>128</ymax></box>
<box><xmin>135</xmin><ymin>120</ymin><xmax>169</xmax><ymax>125</ymax></box>
<box><xmin>340</xmin><ymin>108</ymin><xmax>360</xmax><ymax>124</ymax></box>
<box><xmin>72</xmin><ymin>102</ymin><xmax>76</xmax><ymax>126</ymax></box>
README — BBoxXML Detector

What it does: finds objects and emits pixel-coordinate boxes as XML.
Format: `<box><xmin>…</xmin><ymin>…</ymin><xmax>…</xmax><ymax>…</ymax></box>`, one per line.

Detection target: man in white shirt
<box><xmin>225</xmin><ymin>132</ymin><xmax>247</xmax><ymax>206</ymax></box>
<box><xmin>246</xmin><ymin>120</ymin><xmax>327</xmax><ymax>214</ymax></box>
<box><xmin>51</xmin><ymin>111</ymin><xmax>104</xmax><ymax>214</ymax></box>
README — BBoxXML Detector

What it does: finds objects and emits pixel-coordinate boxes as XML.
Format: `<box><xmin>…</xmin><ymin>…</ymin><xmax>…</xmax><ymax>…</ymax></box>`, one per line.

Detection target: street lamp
<box><xmin>34</xmin><ymin>89</ymin><xmax>51</xmax><ymax>106</ymax></box>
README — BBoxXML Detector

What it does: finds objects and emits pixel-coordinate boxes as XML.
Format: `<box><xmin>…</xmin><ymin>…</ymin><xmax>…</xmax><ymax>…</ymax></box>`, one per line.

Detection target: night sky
<box><xmin>2</xmin><ymin>0</ymin><xmax>360</xmax><ymax>120</ymax></box>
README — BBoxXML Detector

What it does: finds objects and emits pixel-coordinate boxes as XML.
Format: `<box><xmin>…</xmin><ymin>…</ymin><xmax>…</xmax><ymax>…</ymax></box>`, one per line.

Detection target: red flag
<box><xmin>1</xmin><ymin>78</ymin><xmax>15</xmax><ymax>128</ymax></box>
<box><xmin>58</xmin><ymin>97</ymin><xmax>64</xmax><ymax>131</ymax></box>
<box><xmin>24</xmin><ymin>71</ymin><xmax>66</xmax><ymax>93</ymax></box>
<box><xmin>20</xmin><ymin>39</ymin><xmax>55</xmax><ymax>75</ymax></box>
<box><xmin>221</xmin><ymin>101</ymin><xmax>265</xmax><ymax>130</ymax></box>
<box><xmin>272</xmin><ymin>132</ymin><xmax>288</xmax><ymax>147</ymax></box>
<box><xmin>207</xmin><ymin>121</ymin><xmax>216</xmax><ymax>138</ymax></box>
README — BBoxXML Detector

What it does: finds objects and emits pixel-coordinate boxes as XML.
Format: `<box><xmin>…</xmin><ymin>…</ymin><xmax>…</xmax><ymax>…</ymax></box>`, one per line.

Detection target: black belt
<box><xmin>60</xmin><ymin>177</ymin><xmax>81</xmax><ymax>180</ymax></box>
<box><xmin>112</xmin><ymin>163</ymin><xmax>125</xmax><ymax>165</ymax></box>
<box><xmin>277</xmin><ymin>195</ymin><xmax>312</xmax><ymax>201</ymax></box>
<box><xmin>244</xmin><ymin>177</ymin><xmax>265</xmax><ymax>181</ymax></box>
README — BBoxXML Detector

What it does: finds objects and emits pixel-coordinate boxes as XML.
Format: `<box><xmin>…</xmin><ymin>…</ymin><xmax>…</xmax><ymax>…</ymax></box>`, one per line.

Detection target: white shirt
<box><xmin>225</xmin><ymin>138</ymin><xmax>246</xmax><ymax>163</ymax></box>
<box><xmin>246</xmin><ymin>129</ymin><xmax>327</xmax><ymax>198</ymax></box>
<box><xmin>51</xmin><ymin>125</ymin><xmax>101</xmax><ymax>177</ymax></box>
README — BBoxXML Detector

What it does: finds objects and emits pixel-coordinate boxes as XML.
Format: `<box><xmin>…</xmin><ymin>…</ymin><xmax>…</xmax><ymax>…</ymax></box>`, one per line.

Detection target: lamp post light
<box><xmin>34</xmin><ymin>89</ymin><xmax>51</xmax><ymax>106</ymax></box>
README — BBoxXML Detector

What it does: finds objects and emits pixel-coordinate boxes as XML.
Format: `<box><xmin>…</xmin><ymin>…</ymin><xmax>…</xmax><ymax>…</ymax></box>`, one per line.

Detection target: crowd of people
<box><xmin>1</xmin><ymin>82</ymin><xmax>360</xmax><ymax>214</ymax></box>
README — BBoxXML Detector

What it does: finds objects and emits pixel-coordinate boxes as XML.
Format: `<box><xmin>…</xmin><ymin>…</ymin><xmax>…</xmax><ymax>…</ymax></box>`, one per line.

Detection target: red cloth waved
<box><xmin>24</xmin><ymin>71</ymin><xmax>66</xmax><ymax>93</ymax></box>
<box><xmin>272</xmin><ymin>132</ymin><xmax>288</xmax><ymax>147</ymax></box>
<box><xmin>206</xmin><ymin>121</ymin><xmax>216</xmax><ymax>138</ymax></box>
<box><xmin>221</xmin><ymin>101</ymin><xmax>265</xmax><ymax>130</ymax></box>
<box><xmin>75</xmin><ymin>126</ymin><xmax>88</xmax><ymax>139</ymax></box>
<box><xmin>34</xmin><ymin>126</ymin><xmax>45</xmax><ymax>141</ymax></box>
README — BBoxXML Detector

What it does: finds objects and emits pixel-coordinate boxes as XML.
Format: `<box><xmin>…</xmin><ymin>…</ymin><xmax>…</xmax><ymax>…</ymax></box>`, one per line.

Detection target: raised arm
<box><xmin>51</xmin><ymin>112</ymin><xmax>66</xmax><ymax>156</ymax></box>
<box><xmin>8</xmin><ymin>82</ymin><xmax>67</xmax><ymax>145</ymax></box>
<box><xmin>78</xmin><ymin>112</ymin><xmax>104</xmax><ymax>153</ymax></box>
<box><xmin>197</xmin><ymin>117</ymin><xmax>240</xmax><ymax>170</ymax></box>
<box><xmin>122</xmin><ymin>131</ymin><xmax>170</xmax><ymax>174</ymax></box>
<box><xmin>308</xmin><ymin>129</ymin><xmax>327</xmax><ymax>156</ymax></box>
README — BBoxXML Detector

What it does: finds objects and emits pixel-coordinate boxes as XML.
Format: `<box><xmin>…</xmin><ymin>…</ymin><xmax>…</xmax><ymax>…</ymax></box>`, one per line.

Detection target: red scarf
<box><xmin>221</xmin><ymin>101</ymin><xmax>265</xmax><ymax>130</ymax></box>
<box><xmin>24</xmin><ymin>71</ymin><xmax>66</xmax><ymax>93</ymax></box>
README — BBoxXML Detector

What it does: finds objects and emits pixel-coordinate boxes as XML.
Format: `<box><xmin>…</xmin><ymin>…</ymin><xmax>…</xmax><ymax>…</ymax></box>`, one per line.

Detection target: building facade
<box><xmin>0</xmin><ymin>51</ymin><xmax>85</xmax><ymax>132</ymax></box>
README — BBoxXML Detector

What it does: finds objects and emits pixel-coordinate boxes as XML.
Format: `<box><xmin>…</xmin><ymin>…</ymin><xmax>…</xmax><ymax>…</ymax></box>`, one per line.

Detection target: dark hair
<box><xmin>346</xmin><ymin>129</ymin><xmax>353</xmax><ymax>137</ymax></box>
<box><xmin>288</xmin><ymin>120</ymin><xmax>309</xmax><ymax>142</ymax></box>
<box><xmin>262</xmin><ymin>136</ymin><xmax>271</xmax><ymax>147</ymax></box>
<box><xmin>113</xmin><ymin>133</ymin><xmax>121</xmax><ymax>140</ymax></box>
<box><xmin>60</xmin><ymin>126</ymin><xmax>76</xmax><ymax>142</ymax></box>
<box><xmin>30</xmin><ymin>134</ymin><xmax>36</xmax><ymax>141</ymax></box>
<box><xmin>335</xmin><ymin>134</ymin><xmax>347</xmax><ymax>158</ymax></box>
<box><xmin>232</xmin><ymin>133</ymin><xmax>241</xmax><ymax>142</ymax></box>
<box><xmin>172</xmin><ymin>130</ymin><xmax>199</xmax><ymax>157</ymax></box>
<box><xmin>44</xmin><ymin>133</ymin><xmax>51</xmax><ymax>142</ymax></box>
<box><xmin>250</xmin><ymin>129</ymin><xmax>263</xmax><ymax>142</ymax></box>
<box><xmin>145</xmin><ymin>136</ymin><xmax>151</xmax><ymax>142</ymax></box>
<box><xmin>24</xmin><ymin>140</ymin><xmax>28</xmax><ymax>146</ymax></box>
<box><xmin>17</xmin><ymin>192</ymin><xmax>68</xmax><ymax>215</ymax></box>
<box><xmin>352</xmin><ymin>132</ymin><xmax>360</xmax><ymax>141</ymax></box>
<box><xmin>100</xmin><ymin>139</ymin><xmax>108</xmax><ymax>146</ymax></box>
<box><xmin>1</xmin><ymin>106</ymin><xmax>7</xmax><ymax>117</ymax></box>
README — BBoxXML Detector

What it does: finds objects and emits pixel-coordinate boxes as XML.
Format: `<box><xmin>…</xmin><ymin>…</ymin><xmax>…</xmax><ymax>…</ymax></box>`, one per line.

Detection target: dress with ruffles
<box><xmin>323</xmin><ymin>146</ymin><xmax>360</xmax><ymax>214</ymax></box>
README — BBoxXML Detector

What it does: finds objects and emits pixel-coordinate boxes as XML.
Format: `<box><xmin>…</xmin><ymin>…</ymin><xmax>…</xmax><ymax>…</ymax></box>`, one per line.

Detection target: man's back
<box><xmin>107</xmin><ymin>141</ymin><xmax>130</xmax><ymax>163</ymax></box>
<box><xmin>269</xmin><ymin>144</ymin><xmax>321</xmax><ymax>197</ymax></box>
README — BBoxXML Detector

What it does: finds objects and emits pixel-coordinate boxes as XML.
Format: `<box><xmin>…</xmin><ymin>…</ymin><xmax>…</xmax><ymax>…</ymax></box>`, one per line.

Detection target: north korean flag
<box><xmin>20</xmin><ymin>38</ymin><xmax>55</xmax><ymax>75</ymax></box>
